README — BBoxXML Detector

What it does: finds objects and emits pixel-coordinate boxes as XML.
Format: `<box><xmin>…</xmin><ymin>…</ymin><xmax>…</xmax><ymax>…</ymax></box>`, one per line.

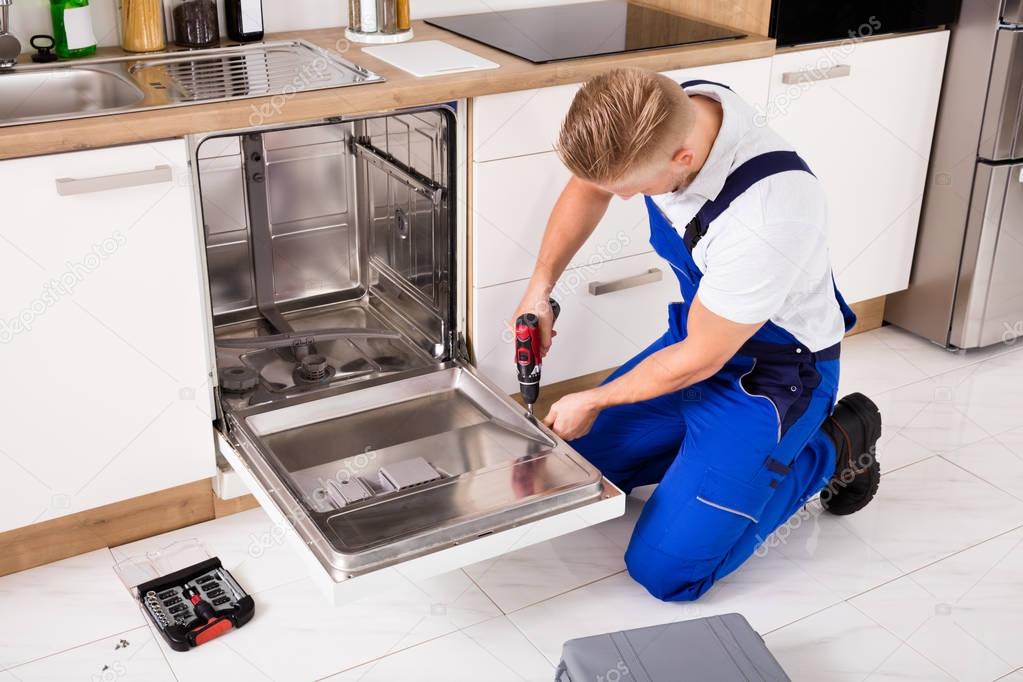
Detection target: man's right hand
<box><xmin>510</xmin><ymin>288</ymin><xmax>559</xmax><ymax>359</ymax></box>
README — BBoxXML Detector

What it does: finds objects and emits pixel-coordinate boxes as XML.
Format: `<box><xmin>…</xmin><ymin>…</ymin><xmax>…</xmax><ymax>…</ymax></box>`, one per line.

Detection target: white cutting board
<box><xmin>362</xmin><ymin>40</ymin><xmax>500</xmax><ymax>78</ymax></box>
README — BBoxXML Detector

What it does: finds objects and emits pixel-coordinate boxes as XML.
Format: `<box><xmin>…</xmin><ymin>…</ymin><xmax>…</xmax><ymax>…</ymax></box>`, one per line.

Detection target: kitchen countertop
<box><xmin>0</xmin><ymin>21</ymin><xmax>774</xmax><ymax>161</ymax></box>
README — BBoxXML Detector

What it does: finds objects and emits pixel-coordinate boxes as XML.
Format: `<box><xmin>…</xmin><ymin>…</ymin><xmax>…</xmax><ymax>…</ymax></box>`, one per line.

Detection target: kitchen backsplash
<box><xmin>9</xmin><ymin>0</ymin><xmax>595</xmax><ymax>51</ymax></box>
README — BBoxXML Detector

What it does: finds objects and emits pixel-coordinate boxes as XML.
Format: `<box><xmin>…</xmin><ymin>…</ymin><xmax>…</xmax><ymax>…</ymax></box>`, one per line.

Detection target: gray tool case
<box><xmin>556</xmin><ymin>613</ymin><xmax>790</xmax><ymax>682</ymax></box>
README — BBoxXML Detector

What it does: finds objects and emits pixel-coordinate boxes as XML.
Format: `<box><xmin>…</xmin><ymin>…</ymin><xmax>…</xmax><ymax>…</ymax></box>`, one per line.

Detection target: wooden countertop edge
<box><xmin>0</xmin><ymin>22</ymin><xmax>774</xmax><ymax>160</ymax></box>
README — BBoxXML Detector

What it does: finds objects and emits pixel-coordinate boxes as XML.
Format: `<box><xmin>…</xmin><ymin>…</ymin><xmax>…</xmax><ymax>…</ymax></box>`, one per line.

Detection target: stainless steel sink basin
<box><xmin>0</xmin><ymin>40</ymin><xmax>383</xmax><ymax>127</ymax></box>
<box><xmin>0</xmin><ymin>67</ymin><xmax>145</xmax><ymax>125</ymax></box>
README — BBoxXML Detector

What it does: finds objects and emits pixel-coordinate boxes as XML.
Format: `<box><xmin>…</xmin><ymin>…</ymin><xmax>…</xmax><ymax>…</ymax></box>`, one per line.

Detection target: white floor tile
<box><xmin>152</xmin><ymin>569</ymin><xmax>500</xmax><ymax>681</ymax></box>
<box><xmin>509</xmin><ymin>547</ymin><xmax>846</xmax><ymax>665</ymax></box>
<box><xmin>947</xmin><ymin>351</ymin><xmax>1023</xmax><ymax>436</ymax></box>
<box><xmin>590</xmin><ymin>494</ymin><xmax>644</xmax><ymax>550</ymax></box>
<box><xmin>0</xmin><ymin>549</ymin><xmax>144</xmax><ymax>670</ymax></box>
<box><xmin>325</xmin><ymin>617</ymin><xmax>554</xmax><ymax>682</ymax></box>
<box><xmin>944</xmin><ymin>431</ymin><xmax>1023</xmax><ymax>502</ymax></box>
<box><xmin>839</xmin><ymin>331</ymin><xmax>928</xmax><ymax>397</ymax></box>
<box><xmin>880</xmin><ymin>432</ymin><xmax>937</xmax><ymax>475</ymax></box>
<box><xmin>765</xmin><ymin>602</ymin><xmax>953</xmax><ymax>682</ymax></box>
<box><xmin>1</xmin><ymin>626</ymin><xmax>174</xmax><ymax>682</ymax></box>
<box><xmin>872</xmin><ymin>370</ymin><xmax>992</xmax><ymax>453</ymax></box>
<box><xmin>758</xmin><ymin>499</ymin><xmax>903</xmax><ymax>599</ymax></box>
<box><xmin>837</xmin><ymin>457</ymin><xmax>1023</xmax><ymax>573</ymax></box>
<box><xmin>872</xmin><ymin>325</ymin><xmax>1020</xmax><ymax>378</ymax></box>
<box><xmin>850</xmin><ymin>527</ymin><xmax>1023</xmax><ymax>682</ymax></box>
<box><xmin>111</xmin><ymin>508</ymin><xmax>307</xmax><ymax>596</ymax></box>
<box><xmin>464</xmin><ymin>524</ymin><xmax>626</xmax><ymax>613</ymax></box>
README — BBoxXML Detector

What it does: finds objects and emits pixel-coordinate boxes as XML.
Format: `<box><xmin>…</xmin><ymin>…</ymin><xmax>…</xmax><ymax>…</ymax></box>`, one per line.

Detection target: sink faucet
<box><xmin>0</xmin><ymin>0</ymin><xmax>21</xmax><ymax>70</ymax></box>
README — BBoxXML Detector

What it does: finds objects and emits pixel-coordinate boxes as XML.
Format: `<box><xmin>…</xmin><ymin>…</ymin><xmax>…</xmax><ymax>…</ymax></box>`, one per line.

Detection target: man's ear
<box><xmin>670</xmin><ymin>146</ymin><xmax>695</xmax><ymax>170</ymax></box>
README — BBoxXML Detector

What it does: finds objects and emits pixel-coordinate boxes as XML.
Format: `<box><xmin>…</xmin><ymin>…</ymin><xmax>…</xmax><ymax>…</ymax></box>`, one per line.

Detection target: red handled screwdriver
<box><xmin>515</xmin><ymin>298</ymin><xmax>560</xmax><ymax>417</ymax></box>
<box><xmin>182</xmin><ymin>586</ymin><xmax>235</xmax><ymax>647</ymax></box>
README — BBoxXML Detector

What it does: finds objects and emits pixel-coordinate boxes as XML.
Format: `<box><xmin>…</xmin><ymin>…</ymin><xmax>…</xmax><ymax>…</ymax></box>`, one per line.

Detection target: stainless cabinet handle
<box><xmin>781</xmin><ymin>64</ymin><xmax>852</xmax><ymax>85</ymax></box>
<box><xmin>588</xmin><ymin>268</ymin><xmax>663</xmax><ymax>296</ymax></box>
<box><xmin>55</xmin><ymin>165</ymin><xmax>174</xmax><ymax>196</ymax></box>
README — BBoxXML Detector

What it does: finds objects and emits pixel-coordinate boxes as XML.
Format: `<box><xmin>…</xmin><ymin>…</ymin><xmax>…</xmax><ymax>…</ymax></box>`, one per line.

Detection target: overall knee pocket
<box><xmin>626</xmin><ymin>469</ymin><xmax>776</xmax><ymax>600</ymax></box>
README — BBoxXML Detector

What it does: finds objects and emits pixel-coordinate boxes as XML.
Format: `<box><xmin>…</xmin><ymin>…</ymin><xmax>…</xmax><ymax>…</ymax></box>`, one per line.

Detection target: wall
<box><xmin>9</xmin><ymin>0</ymin><xmax>770</xmax><ymax>53</ymax></box>
<box><xmin>8</xmin><ymin>0</ymin><xmax>598</xmax><ymax>51</ymax></box>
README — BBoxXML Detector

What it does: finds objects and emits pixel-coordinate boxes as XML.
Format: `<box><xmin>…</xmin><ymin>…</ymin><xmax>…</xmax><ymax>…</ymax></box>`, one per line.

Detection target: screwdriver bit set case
<box><xmin>115</xmin><ymin>540</ymin><xmax>254</xmax><ymax>651</ymax></box>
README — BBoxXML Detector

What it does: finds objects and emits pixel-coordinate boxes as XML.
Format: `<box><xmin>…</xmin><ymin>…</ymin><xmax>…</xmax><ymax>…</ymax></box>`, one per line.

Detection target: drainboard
<box><xmin>132</xmin><ymin>41</ymin><xmax>373</xmax><ymax>103</ymax></box>
<box><xmin>0</xmin><ymin>39</ymin><xmax>382</xmax><ymax>127</ymax></box>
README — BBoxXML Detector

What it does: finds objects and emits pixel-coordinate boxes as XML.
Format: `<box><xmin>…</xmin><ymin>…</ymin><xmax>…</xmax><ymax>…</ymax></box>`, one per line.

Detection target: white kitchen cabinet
<box><xmin>473</xmin><ymin>251</ymin><xmax>681</xmax><ymax>394</ymax></box>
<box><xmin>472</xmin><ymin>57</ymin><xmax>773</xmax><ymax>162</ymax></box>
<box><xmin>765</xmin><ymin>31</ymin><xmax>950</xmax><ymax>303</ymax></box>
<box><xmin>473</xmin><ymin>153</ymin><xmax>650</xmax><ymax>288</ymax></box>
<box><xmin>0</xmin><ymin>140</ymin><xmax>215</xmax><ymax>532</ymax></box>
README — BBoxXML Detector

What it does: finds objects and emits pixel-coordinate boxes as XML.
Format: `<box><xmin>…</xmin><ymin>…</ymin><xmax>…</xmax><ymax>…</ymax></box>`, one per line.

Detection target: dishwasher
<box><xmin>190</xmin><ymin>103</ymin><xmax>624</xmax><ymax>602</ymax></box>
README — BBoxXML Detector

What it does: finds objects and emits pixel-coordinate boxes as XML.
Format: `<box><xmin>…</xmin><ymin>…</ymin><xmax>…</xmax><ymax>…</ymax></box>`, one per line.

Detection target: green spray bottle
<box><xmin>50</xmin><ymin>0</ymin><xmax>97</xmax><ymax>58</ymax></box>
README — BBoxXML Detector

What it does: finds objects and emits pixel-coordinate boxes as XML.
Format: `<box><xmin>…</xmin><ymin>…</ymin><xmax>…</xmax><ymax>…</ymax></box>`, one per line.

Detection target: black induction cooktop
<box><xmin>426</xmin><ymin>1</ymin><xmax>745</xmax><ymax>64</ymax></box>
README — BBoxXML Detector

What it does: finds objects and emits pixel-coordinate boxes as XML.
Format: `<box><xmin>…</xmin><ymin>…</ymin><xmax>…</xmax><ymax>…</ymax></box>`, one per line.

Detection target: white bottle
<box><xmin>360</xmin><ymin>0</ymin><xmax>378</xmax><ymax>33</ymax></box>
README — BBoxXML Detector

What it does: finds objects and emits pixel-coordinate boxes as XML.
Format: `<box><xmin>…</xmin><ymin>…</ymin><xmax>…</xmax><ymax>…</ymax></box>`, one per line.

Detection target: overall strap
<box><xmin>680</xmin><ymin>79</ymin><xmax>733</xmax><ymax>91</ymax></box>
<box><xmin>684</xmin><ymin>150</ymin><xmax>814</xmax><ymax>252</ymax></box>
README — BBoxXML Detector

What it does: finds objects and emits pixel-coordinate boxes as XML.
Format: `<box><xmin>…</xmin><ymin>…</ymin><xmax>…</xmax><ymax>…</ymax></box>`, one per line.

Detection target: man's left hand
<box><xmin>543</xmin><ymin>390</ymin><xmax>603</xmax><ymax>440</ymax></box>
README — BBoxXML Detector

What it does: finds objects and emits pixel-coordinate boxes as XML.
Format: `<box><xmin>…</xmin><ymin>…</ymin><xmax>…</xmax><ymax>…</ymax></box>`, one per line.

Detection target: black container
<box><xmin>770</xmin><ymin>0</ymin><xmax>961</xmax><ymax>47</ymax></box>
<box><xmin>225</xmin><ymin>0</ymin><xmax>264</xmax><ymax>42</ymax></box>
<box><xmin>169</xmin><ymin>0</ymin><xmax>220</xmax><ymax>48</ymax></box>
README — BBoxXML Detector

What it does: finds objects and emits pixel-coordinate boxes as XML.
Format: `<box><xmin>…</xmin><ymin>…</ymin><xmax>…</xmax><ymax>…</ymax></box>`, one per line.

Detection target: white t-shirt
<box><xmin>650</xmin><ymin>82</ymin><xmax>846</xmax><ymax>352</ymax></box>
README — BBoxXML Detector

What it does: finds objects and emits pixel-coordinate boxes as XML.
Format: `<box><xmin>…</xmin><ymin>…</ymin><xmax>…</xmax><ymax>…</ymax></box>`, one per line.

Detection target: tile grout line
<box><xmin>763</xmin><ymin>520</ymin><xmax>1023</xmax><ymax>639</ymax></box>
<box><xmin>0</xmin><ymin>623</ymin><xmax>154</xmax><ymax>676</ymax></box>
<box><xmin>937</xmin><ymin>454</ymin><xmax>1023</xmax><ymax>504</ymax></box>
<box><xmin>845</xmin><ymin>601</ymin><xmax>960</xmax><ymax>682</ymax></box>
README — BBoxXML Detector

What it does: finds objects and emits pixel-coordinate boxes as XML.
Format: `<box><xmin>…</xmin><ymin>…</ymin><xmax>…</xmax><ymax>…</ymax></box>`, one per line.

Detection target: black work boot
<box><xmin>819</xmin><ymin>393</ymin><xmax>882</xmax><ymax>515</ymax></box>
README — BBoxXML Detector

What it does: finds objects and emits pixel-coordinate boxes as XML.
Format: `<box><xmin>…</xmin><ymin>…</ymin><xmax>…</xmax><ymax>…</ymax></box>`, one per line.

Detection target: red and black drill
<box><xmin>515</xmin><ymin>298</ymin><xmax>560</xmax><ymax>417</ymax></box>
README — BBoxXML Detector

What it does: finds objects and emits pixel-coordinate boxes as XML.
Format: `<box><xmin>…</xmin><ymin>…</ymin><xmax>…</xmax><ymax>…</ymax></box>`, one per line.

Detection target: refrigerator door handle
<box><xmin>979</xmin><ymin>27</ymin><xmax>1023</xmax><ymax>161</ymax></box>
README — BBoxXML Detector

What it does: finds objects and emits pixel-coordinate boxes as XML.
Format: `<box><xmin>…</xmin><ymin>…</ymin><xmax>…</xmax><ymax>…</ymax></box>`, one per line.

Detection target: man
<box><xmin>511</xmin><ymin>68</ymin><xmax>882</xmax><ymax>602</ymax></box>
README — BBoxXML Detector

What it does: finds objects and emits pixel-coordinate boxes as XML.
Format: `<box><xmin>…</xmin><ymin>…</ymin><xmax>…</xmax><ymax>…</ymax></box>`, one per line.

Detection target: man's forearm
<box><xmin>591</xmin><ymin>341</ymin><xmax>722</xmax><ymax>408</ymax></box>
<box><xmin>527</xmin><ymin>178</ymin><xmax>612</xmax><ymax>292</ymax></box>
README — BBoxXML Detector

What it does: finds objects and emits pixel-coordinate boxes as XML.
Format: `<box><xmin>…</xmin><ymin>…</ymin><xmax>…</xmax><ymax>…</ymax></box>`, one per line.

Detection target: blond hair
<box><xmin>556</xmin><ymin>68</ymin><xmax>695</xmax><ymax>184</ymax></box>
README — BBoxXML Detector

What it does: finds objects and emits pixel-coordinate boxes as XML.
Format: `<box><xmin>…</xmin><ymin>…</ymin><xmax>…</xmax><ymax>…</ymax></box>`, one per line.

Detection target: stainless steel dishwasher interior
<box><xmin>0</xmin><ymin>40</ymin><xmax>381</xmax><ymax>126</ymax></box>
<box><xmin>195</xmin><ymin>107</ymin><xmax>608</xmax><ymax>578</ymax></box>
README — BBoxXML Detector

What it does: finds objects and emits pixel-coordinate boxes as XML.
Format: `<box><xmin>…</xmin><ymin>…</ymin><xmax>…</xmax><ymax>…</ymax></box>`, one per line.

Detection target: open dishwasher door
<box><xmin>192</xmin><ymin>105</ymin><xmax>623</xmax><ymax>602</ymax></box>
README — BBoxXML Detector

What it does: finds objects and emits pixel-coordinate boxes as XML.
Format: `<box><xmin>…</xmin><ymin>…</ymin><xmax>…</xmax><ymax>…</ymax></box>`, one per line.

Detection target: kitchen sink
<box><xmin>0</xmin><ymin>40</ymin><xmax>382</xmax><ymax>127</ymax></box>
<box><xmin>0</xmin><ymin>67</ymin><xmax>145</xmax><ymax>125</ymax></box>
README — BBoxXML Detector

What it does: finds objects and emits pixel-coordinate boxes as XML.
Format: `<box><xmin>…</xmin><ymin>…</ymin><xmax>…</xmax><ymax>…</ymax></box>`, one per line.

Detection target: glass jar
<box><xmin>166</xmin><ymin>0</ymin><xmax>220</xmax><ymax>48</ymax></box>
<box><xmin>118</xmin><ymin>0</ymin><xmax>166</xmax><ymax>53</ymax></box>
<box><xmin>346</xmin><ymin>0</ymin><xmax>413</xmax><ymax>42</ymax></box>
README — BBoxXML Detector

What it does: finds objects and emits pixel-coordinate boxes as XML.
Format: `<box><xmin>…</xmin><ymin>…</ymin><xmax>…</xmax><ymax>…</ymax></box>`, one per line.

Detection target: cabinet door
<box><xmin>473</xmin><ymin>57</ymin><xmax>772</xmax><ymax>163</ymax></box>
<box><xmin>473</xmin><ymin>251</ymin><xmax>680</xmax><ymax>394</ymax></box>
<box><xmin>0</xmin><ymin>140</ymin><xmax>214</xmax><ymax>532</ymax></box>
<box><xmin>766</xmin><ymin>31</ymin><xmax>950</xmax><ymax>303</ymax></box>
<box><xmin>473</xmin><ymin>153</ymin><xmax>650</xmax><ymax>287</ymax></box>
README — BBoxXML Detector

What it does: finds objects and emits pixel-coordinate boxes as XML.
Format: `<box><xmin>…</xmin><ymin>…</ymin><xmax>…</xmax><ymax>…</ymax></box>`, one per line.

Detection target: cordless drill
<box><xmin>515</xmin><ymin>298</ymin><xmax>560</xmax><ymax>417</ymax></box>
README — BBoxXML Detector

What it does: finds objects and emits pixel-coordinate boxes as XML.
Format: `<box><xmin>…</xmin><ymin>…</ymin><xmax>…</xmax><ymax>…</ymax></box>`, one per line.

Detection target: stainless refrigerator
<box><xmin>887</xmin><ymin>0</ymin><xmax>1023</xmax><ymax>348</ymax></box>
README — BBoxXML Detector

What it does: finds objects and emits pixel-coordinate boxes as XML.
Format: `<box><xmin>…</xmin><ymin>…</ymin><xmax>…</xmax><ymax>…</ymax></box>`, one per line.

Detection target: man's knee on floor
<box><xmin>624</xmin><ymin>535</ymin><xmax>718</xmax><ymax>602</ymax></box>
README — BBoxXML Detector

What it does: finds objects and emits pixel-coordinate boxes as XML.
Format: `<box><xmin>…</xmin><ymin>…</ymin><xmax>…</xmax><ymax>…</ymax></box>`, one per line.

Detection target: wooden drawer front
<box><xmin>472</xmin><ymin>58</ymin><xmax>773</xmax><ymax>163</ymax></box>
<box><xmin>473</xmin><ymin>152</ymin><xmax>651</xmax><ymax>287</ymax></box>
<box><xmin>473</xmin><ymin>251</ymin><xmax>680</xmax><ymax>394</ymax></box>
<box><xmin>766</xmin><ymin>32</ymin><xmax>949</xmax><ymax>302</ymax></box>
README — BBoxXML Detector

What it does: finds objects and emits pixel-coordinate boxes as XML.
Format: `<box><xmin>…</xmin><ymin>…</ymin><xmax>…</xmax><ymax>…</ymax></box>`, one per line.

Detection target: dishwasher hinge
<box><xmin>451</xmin><ymin>330</ymin><xmax>472</xmax><ymax>365</ymax></box>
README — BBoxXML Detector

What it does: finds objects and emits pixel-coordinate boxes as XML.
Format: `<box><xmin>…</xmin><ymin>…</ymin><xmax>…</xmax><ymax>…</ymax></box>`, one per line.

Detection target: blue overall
<box><xmin>570</xmin><ymin>128</ymin><xmax>857</xmax><ymax>601</ymax></box>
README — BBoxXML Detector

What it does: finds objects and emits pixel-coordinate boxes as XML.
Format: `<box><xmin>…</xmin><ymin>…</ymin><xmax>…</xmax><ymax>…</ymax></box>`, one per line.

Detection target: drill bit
<box><xmin>527</xmin><ymin>403</ymin><xmax>534</xmax><ymax>417</ymax></box>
